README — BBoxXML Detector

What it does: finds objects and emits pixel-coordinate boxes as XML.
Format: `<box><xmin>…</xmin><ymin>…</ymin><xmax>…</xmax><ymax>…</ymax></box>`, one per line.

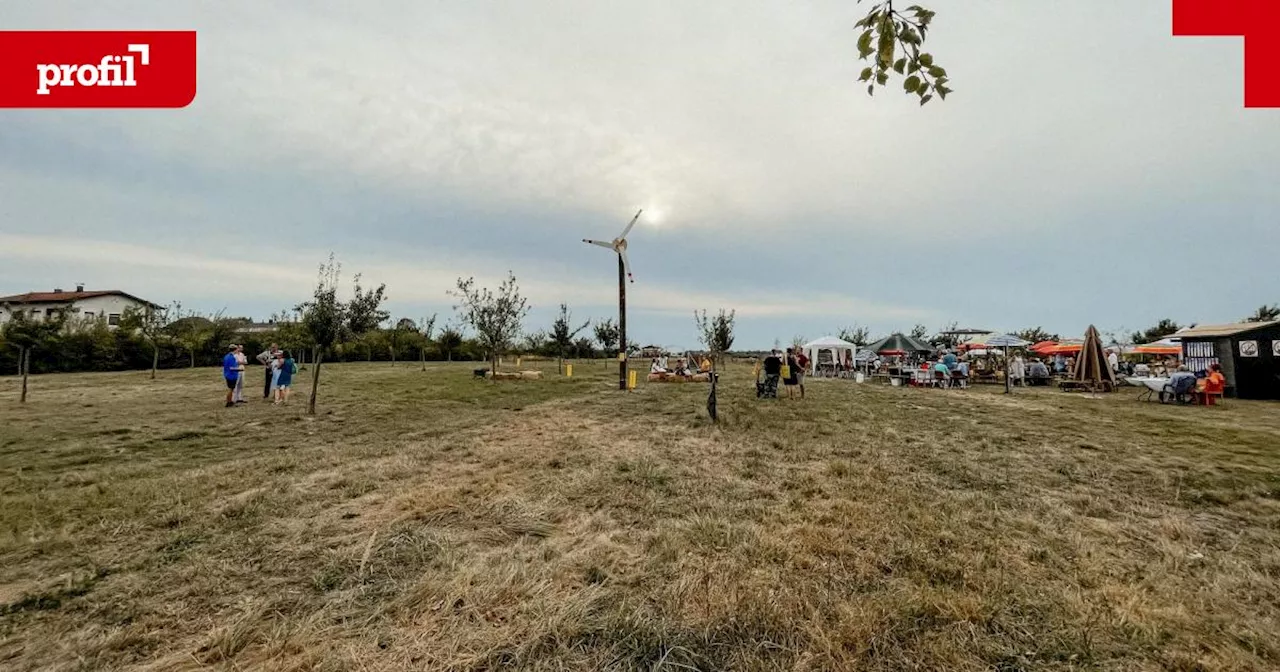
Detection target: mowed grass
<box><xmin>2</xmin><ymin>361</ymin><xmax>1279</xmax><ymax>671</ymax></box>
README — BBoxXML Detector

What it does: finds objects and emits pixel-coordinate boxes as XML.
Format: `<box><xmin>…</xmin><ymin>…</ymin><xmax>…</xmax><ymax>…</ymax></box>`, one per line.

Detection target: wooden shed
<box><xmin>1178</xmin><ymin>321</ymin><xmax>1280</xmax><ymax>400</ymax></box>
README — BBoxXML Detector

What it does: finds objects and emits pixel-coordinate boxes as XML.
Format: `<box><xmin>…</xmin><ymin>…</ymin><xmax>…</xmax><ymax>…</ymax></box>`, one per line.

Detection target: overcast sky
<box><xmin>2</xmin><ymin>1</ymin><xmax>1276</xmax><ymax>349</ymax></box>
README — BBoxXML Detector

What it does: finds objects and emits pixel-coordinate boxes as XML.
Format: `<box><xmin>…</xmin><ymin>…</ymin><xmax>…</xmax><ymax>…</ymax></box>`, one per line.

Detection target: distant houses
<box><xmin>0</xmin><ymin>286</ymin><xmax>162</xmax><ymax>328</ymax></box>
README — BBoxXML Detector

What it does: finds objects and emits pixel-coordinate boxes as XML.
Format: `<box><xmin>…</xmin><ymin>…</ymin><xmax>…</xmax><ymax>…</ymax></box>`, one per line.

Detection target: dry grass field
<box><xmin>2</xmin><ymin>361</ymin><xmax>1279</xmax><ymax>671</ymax></box>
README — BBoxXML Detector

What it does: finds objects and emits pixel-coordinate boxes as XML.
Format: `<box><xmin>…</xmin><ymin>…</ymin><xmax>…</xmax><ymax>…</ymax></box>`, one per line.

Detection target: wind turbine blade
<box><xmin>583</xmin><ymin>239</ymin><xmax>614</xmax><ymax>249</ymax></box>
<box><xmin>618</xmin><ymin>209</ymin><xmax>642</xmax><ymax>240</ymax></box>
<box><xmin>620</xmin><ymin>250</ymin><xmax>634</xmax><ymax>283</ymax></box>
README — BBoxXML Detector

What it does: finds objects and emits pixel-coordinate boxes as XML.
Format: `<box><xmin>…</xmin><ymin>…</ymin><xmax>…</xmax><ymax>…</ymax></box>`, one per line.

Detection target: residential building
<box><xmin>0</xmin><ymin>285</ymin><xmax>162</xmax><ymax>328</ymax></box>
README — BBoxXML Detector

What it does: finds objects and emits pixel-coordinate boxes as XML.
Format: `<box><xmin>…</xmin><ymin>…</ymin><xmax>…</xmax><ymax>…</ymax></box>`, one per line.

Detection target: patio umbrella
<box><xmin>1029</xmin><ymin>340</ymin><xmax>1058</xmax><ymax>354</ymax></box>
<box><xmin>1073</xmin><ymin>325</ymin><xmax>1117</xmax><ymax>391</ymax></box>
<box><xmin>982</xmin><ymin>334</ymin><xmax>1031</xmax><ymax>394</ymax></box>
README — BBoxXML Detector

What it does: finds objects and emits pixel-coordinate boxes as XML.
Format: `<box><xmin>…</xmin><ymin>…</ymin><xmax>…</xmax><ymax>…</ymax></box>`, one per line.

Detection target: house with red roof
<box><xmin>0</xmin><ymin>285</ymin><xmax>162</xmax><ymax>328</ymax></box>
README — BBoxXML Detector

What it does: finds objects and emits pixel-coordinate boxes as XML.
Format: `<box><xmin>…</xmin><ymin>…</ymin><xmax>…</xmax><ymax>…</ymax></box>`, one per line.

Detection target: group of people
<box><xmin>221</xmin><ymin>342</ymin><xmax>296</xmax><ymax>407</ymax></box>
<box><xmin>756</xmin><ymin>347</ymin><xmax>808</xmax><ymax>399</ymax></box>
<box><xmin>650</xmin><ymin>355</ymin><xmax>712</xmax><ymax>377</ymax></box>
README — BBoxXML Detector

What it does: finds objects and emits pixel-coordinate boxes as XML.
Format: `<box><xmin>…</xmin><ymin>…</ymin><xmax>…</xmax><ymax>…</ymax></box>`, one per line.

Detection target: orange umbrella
<box><xmin>1046</xmin><ymin>343</ymin><xmax>1083</xmax><ymax>355</ymax></box>
<box><xmin>1029</xmin><ymin>340</ymin><xmax>1058</xmax><ymax>354</ymax></box>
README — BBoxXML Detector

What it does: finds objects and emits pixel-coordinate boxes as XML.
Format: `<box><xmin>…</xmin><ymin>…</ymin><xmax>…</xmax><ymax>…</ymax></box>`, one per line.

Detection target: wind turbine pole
<box><xmin>618</xmin><ymin>252</ymin><xmax>627</xmax><ymax>390</ymax></box>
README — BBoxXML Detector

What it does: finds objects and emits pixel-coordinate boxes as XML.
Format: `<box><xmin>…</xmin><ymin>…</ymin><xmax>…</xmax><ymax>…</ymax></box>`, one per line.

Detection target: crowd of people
<box><xmin>221</xmin><ymin>342</ymin><xmax>296</xmax><ymax>407</ymax></box>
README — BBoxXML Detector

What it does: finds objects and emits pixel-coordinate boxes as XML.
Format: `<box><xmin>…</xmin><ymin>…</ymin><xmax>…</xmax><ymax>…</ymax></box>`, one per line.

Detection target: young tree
<box><xmin>437</xmin><ymin>324</ymin><xmax>463</xmax><ymax>362</ymax></box>
<box><xmin>572</xmin><ymin>336</ymin><xmax>597</xmax><ymax>359</ymax></box>
<box><xmin>419</xmin><ymin>313</ymin><xmax>437</xmax><ymax>371</ymax></box>
<box><xmin>2</xmin><ymin>307</ymin><xmax>68</xmax><ymax>402</ymax></box>
<box><xmin>1130</xmin><ymin>319</ymin><xmax>1181</xmax><ymax>345</ymax></box>
<box><xmin>694</xmin><ymin>309</ymin><xmax>736</xmax><ymax>370</ymax></box>
<box><xmin>1244</xmin><ymin>304</ymin><xmax>1280</xmax><ymax>323</ymax></box>
<box><xmin>122</xmin><ymin>304</ymin><xmax>170</xmax><ymax>379</ymax></box>
<box><xmin>910</xmin><ymin>323</ymin><xmax>929</xmax><ymax>340</ymax></box>
<box><xmin>594</xmin><ymin>318</ymin><xmax>619</xmax><ymax>355</ymax></box>
<box><xmin>549</xmin><ymin>303</ymin><xmax>590</xmax><ymax>374</ymax></box>
<box><xmin>449</xmin><ymin>272</ymin><xmax>530</xmax><ymax>373</ymax></box>
<box><xmin>855</xmin><ymin>1</ymin><xmax>952</xmax><ymax>104</ymax></box>
<box><xmin>297</xmin><ymin>255</ymin><xmax>389</xmax><ymax>415</ymax></box>
<box><xmin>838</xmin><ymin>324</ymin><xmax>871</xmax><ymax>346</ymax></box>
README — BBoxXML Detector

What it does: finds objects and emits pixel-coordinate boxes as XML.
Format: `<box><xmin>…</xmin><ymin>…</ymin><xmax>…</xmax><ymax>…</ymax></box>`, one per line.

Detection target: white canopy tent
<box><xmin>801</xmin><ymin>336</ymin><xmax>859</xmax><ymax>375</ymax></box>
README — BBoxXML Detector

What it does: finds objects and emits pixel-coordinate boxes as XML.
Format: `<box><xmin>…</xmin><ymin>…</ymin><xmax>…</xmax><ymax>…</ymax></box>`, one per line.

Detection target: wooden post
<box><xmin>618</xmin><ymin>253</ymin><xmax>627</xmax><ymax>391</ymax></box>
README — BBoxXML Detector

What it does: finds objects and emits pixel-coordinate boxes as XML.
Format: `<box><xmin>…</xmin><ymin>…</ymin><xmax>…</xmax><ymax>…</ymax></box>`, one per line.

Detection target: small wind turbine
<box><xmin>584</xmin><ymin>209</ymin><xmax>641</xmax><ymax>391</ymax></box>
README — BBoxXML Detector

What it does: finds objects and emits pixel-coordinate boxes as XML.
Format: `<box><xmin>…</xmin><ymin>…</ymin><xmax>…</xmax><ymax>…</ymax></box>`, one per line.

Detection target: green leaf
<box><xmin>867</xmin><ymin>84</ymin><xmax>875</xmax><ymax>96</ymax></box>
<box><xmin>927</xmin><ymin>65</ymin><xmax>947</xmax><ymax>79</ymax></box>
<box><xmin>908</xmin><ymin>61</ymin><xmax>921</xmax><ymax>74</ymax></box>
<box><xmin>877</xmin><ymin>21</ymin><xmax>896</xmax><ymax>67</ymax></box>
<box><xmin>876</xmin><ymin>71</ymin><xmax>888</xmax><ymax>85</ymax></box>
<box><xmin>857</xmin><ymin>30</ymin><xmax>874</xmax><ymax>58</ymax></box>
<box><xmin>920</xmin><ymin>94</ymin><xmax>934</xmax><ymax>106</ymax></box>
<box><xmin>893</xmin><ymin>58</ymin><xmax>906</xmax><ymax>74</ymax></box>
<box><xmin>859</xmin><ymin>67</ymin><xmax>873</xmax><ymax>82</ymax></box>
<box><xmin>936</xmin><ymin>85</ymin><xmax>952</xmax><ymax>100</ymax></box>
<box><xmin>904</xmin><ymin>75</ymin><xmax>921</xmax><ymax>93</ymax></box>
<box><xmin>919</xmin><ymin>53</ymin><xmax>934</xmax><ymax>67</ymax></box>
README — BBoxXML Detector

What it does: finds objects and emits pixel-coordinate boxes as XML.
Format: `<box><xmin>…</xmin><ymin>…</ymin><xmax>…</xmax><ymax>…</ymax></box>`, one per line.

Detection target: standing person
<box><xmin>232</xmin><ymin>344</ymin><xmax>248</xmax><ymax>404</ymax></box>
<box><xmin>1107</xmin><ymin>348</ymin><xmax>1119</xmax><ymax>373</ymax></box>
<box><xmin>1010</xmin><ymin>353</ymin><xmax>1026</xmax><ymax>387</ymax></box>
<box><xmin>270</xmin><ymin>351</ymin><xmax>284</xmax><ymax>398</ymax></box>
<box><xmin>274</xmin><ymin>351</ymin><xmax>296</xmax><ymax>405</ymax></box>
<box><xmin>794</xmin><ymin>348</ymin><xmax>809</xmax><ymax>398</ymax></box>
<box><xmin>222</xmin><ymin>345</ymin><xmax>240</xmax><ymax>408</ymax></box>
<box><xmin>783</xmin><ymin>348</ymin><xmax>800</xmax><ymax>398</ymax></box>
<box><xmin>762</xmin><ymin>349</ymin><xmax>782</xmax><ymax>399</ymax></box>
<box><xmin>257</xmin><ymin>342</ymin><xmax>280</xmax><ymax>400</ymax></box>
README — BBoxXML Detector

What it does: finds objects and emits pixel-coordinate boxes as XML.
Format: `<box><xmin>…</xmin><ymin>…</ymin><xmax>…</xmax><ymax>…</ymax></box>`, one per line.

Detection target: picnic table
<box><xmin>1127</xmin><ymin>376</ymin><xmax>1169</xmax><ymax>402</ymax></box>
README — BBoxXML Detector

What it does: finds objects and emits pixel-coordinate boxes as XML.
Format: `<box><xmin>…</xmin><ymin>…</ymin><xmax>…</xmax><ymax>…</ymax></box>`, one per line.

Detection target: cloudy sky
<box><xmin>2</xmin><ymin>1</ymin><xmax>1276</xmax><ymax>349</ymax></box>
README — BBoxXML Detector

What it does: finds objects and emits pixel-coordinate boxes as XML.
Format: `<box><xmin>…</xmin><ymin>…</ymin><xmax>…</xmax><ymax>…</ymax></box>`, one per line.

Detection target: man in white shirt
<box><xmin>1107</xmin><ymin>349</ymin><xmax>1119</xmax><ymax>373</ymax></box>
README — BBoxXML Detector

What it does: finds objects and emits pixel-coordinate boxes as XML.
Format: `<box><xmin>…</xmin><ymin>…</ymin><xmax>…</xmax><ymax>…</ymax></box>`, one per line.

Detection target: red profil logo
<box><xmin>1173</xmin><ymin>0</ymin><xmax>1280</xmax><ymax>108</ymax></box>
<box><xmin>0</xmin><ymin>31</ymin><xmax>196</xmax><ymax>108</ymax></box>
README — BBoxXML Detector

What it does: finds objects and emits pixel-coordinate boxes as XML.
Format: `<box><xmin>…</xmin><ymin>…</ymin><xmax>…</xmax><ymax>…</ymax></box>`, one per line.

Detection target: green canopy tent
<box><xmin>867</xmin><ymin>333</ymin><xmax>933</xmax><ymax>357</ymax></box>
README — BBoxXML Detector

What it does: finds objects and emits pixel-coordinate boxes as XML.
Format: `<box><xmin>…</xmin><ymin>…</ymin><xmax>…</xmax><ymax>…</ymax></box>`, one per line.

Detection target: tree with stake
<box><xmin>2</xmin><ymin>306</ymin><xmax>68</xmax><ymax>403</ymax></box>
<box><xmin>594</xmin><ymin>318</ymin><xmax>619</xmax><ymax>364</ymax></box>
<box><xmin>550</xmin><ymin>303</ymin><xmax>590</xmax><ymax>374</ymax></box>
<box><xmin>450</xmin><ymin>272</ymin><xmax>529</xmax><ymax>374</ymax></box>
<box><xmin>437</xmin><ymin>324</ymin><xmax>463</xmax><ymax>362</ymax></box>
<box><xmin>419</xmin><ymin>314</ymin><xmax>437</xmax><ymax>371</ymax></box>
<box><xmin>122</xmin><ymin>304</ymin><xmax>170</xmax><ymax>379</ymax></box>
<box><xmin>297</xmin><ymin>255</ymin><xmax>388</xmax><ymax>415</ymax></box>
<box><xmin>694</xmin><ymin>308</ymin><xmax>736</xmax><ymax>371</ymax></box>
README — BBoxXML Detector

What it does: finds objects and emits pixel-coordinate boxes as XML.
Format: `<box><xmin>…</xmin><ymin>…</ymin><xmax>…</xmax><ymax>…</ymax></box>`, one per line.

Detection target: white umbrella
<box><xmin>981</xmin><ymin>334</ymin><xmax>1030</xmax><ymax>393</ymax></box>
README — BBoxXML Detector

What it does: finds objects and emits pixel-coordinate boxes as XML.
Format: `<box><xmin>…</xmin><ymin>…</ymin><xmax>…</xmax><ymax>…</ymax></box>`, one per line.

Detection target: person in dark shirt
<box><xmin>221</xmin><ymin>345</ymin><xmax>240</xmax><ymax>408</ymax></box>
<box><xmin>783</xmin><ymin>348</ymin><xmax>800</xmax><ymax>398</ymax></box>
<box><xmin>761</xmin><ymin>349</ymin><xmax>782</xmax><ymax>399</ymax></box>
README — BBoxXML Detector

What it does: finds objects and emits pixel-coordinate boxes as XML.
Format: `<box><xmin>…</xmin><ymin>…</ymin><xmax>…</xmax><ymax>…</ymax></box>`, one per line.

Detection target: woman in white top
<box><xmin>1010</xmin><ymin>354</ymin><xmax>1026</xmax><ymax>386</ymax></box>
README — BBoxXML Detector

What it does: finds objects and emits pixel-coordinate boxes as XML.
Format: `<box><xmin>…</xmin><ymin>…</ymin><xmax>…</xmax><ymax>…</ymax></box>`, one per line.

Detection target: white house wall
<box><xmin>0</xmin><ymin>295</ymin><xmax>151</xmax><ymax>327</ymax></box>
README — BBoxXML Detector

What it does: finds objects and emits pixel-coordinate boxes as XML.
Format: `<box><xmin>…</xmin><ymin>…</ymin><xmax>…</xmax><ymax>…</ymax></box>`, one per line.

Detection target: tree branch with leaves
<box><xmin>855</xmin><ymin>1</ymin><xmax>952</xmax><ymax>105</ymax></box>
